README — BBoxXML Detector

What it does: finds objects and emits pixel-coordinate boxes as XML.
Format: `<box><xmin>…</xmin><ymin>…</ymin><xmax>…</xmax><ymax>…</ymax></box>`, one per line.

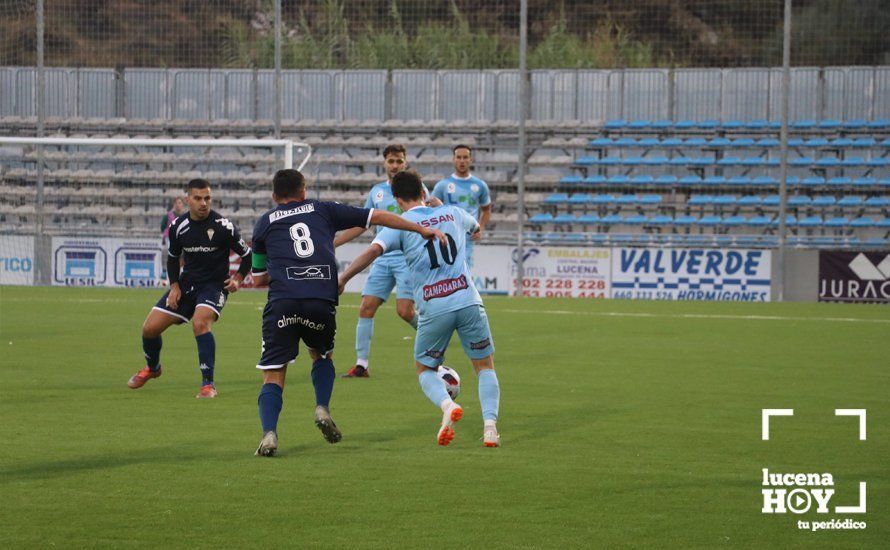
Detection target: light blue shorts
<box><xmin>414</xmin><ymin>304</ymin><xmax>494</xmax><ymax>367</ymax></box>
<box><xmin>361</xmin><ymin>255</ymin><xmax>414</xmax><ymax>301</ymax></box>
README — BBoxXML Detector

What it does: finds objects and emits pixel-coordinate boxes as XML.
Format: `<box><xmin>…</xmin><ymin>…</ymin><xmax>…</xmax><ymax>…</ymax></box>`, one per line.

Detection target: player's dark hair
<box><xmin>187</xmin><ymin>178</ymin><xmax>210</xmax><ymax>192</ymax></box>
<box><xmin>273</xmin><ymin>169</ymin><xmax>306</xmax><ymax>199</ymax></box>
<box><xmin>452</xmin><ymin>144</ymin><xmax>472</xmax><ymax>155</ymax></box>
<box><xmin>391</xmin><ymin>170</ymin><xmax>424</xmax><ymax>201</ymax></box>
<box><xmin>382</xmin><ymin>143</ymin><xmax>407</xmax><ymax>158</ymax></box>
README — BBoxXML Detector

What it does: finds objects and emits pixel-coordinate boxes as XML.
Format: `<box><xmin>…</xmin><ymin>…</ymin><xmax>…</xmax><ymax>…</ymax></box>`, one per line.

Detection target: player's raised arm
<box><xmin>334</xmin><ymin>226</ymin><xmax>366</xmax><ymax>247</ymax></box>
<box><xmin>370</xmin><ymin>210</ymin><xmax>446</xmax><ymax>244</ymax></box>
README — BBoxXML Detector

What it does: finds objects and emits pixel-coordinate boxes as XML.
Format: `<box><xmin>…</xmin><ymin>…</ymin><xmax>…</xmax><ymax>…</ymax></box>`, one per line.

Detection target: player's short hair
<box><xmin>273</xmin><ymin>169</ymin><xmax>306</xmax><ymax>199</ymax></box>
<box><xmin>452</xmin><ymin>144</ymin><xmax>472</xmax><ymax>155</ymax></box>
<box><xmin>383</xmin><ymin>144</ymin><xmax>407</xmax><ymax>159</ymax></box>
<box><xmin>187</xmin><ymin>178</ymin><xmax>210</xmax><ymax>193</ymax></box>
<box><xmin>391</xmin><ymin>170</ymin><xmax>424</xmax><ymax>201</ymax></box>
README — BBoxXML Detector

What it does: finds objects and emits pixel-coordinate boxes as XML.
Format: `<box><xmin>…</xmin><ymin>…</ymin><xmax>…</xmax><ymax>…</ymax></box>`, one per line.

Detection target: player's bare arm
<box><xmin>370</xmin><ymin>210</ymin><xmax>446</xmax><ymax>244</ymax></box>
<box><xmin>474</xmin><ymin>204</ymin><xmax>492</xmax><ymax>241</ymax></box>
<box><xmin>338</xmin><ymin>243</ymin><xmax>385</xmax><ymax>294</ymax></box>
<box><xmin>334</xmin><ymin>226</ymin><xmax>367</xmax><ymax>247</ymax></box>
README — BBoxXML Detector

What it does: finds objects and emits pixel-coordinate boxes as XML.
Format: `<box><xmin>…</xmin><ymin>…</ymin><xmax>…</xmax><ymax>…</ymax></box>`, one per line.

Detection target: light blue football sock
<box><xmin>355</xmin><ymin>317</ymin><xmax>374</xmax><ymax>364</ymax></box>
<box><xmin>478</xmin><ymin>369</ymin><xmax>500</xmax><ymax>421</ymax></box>
<box><xmin>418</xmin><ymin>369</ymin><xmax>451</xmax><ymax>408</ymax></box>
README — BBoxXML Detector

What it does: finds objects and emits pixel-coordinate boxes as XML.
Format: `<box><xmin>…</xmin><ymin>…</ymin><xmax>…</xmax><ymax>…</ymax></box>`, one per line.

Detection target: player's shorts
<box><xmin>361</xmin><ymin>255</ymin><xmax>414</xmax><ymax>301</ymax></box>
<box><xmin>153</xmin><ymin>282</ymin><xmax>228</xmax><ymax>323</ymax></box>
<box><xmin>414</xmin><ymin>304</ymin><xmax>494</xmax><ymax>368</ymax></box>
<box><xmin>256</xmin><ymin>299</ymin><xmax>337</xmax><ymax>370</ymax></box>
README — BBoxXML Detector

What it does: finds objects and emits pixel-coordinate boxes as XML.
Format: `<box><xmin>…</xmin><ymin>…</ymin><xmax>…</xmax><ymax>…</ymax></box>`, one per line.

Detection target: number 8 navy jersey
<box><xmin>252</xmin><ymin>199</ymin><xmax>372</xmax><ymax>304</ymax></box>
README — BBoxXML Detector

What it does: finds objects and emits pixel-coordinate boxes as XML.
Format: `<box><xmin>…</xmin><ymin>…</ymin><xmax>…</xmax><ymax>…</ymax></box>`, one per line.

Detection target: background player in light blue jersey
<box><xmin>431</xmin><ymin>144</ymin><xmax>492</xmax><ymax>269</ymax></box>
<box><xmin>339</xmin><ymin>170</ymin><xmax>502</xmax><ymax>448</ymax></box>
<box><xmin>334</xmin><ymin>144</ymin><xmax>440</xmax><ymax>379</ymax></box>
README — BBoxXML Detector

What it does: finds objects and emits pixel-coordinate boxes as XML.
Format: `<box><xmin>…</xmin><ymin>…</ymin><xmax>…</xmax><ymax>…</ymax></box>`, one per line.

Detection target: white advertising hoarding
<box><xmin>0</xmin><ymin>235</ymin><xmax>35</xmax><ymax>285</ymax></box>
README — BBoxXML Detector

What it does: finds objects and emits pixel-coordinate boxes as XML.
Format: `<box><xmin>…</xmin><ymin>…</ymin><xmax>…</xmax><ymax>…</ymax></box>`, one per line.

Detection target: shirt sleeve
<box><xmin>327</xmin><ymin>202</ymin><xmax>374</xmax><ymax>232</ymax></box>
<box><xmin>431</xmin><ymin>180</ymin><xmax>445</xmax><ymax>201</ymax></box>
<box><xmin>225</xmin><ymin>218</ymin><xmax>251</xmax><ymax>257</ymax></box>
<box><xmin>459</xmin><ymin>208</ymin><xmax>480</xmax><ymax>235</ymax></box>
<box><xmin>363</xmin><ymin>188</ymin><xmax>375</xmax><ymax>209</ymax></box>
<box><xmin>167</xmin><ymin>219</ymin><xmax>182</xmax><ymax>257</ymax></box>
<box><xmin>372</xmin><ymin>227</ymin><xmax>402</xmax><ymax>254</ymax></box>
<box><xmin>251</xmin><ymin>217</ymin><xmax>267</xmax><ymax>256</ymax></box>
<box><xmin>478</xmin><ymin>179</ymin><xmax>492</xmax><ymax>207</ymax></box>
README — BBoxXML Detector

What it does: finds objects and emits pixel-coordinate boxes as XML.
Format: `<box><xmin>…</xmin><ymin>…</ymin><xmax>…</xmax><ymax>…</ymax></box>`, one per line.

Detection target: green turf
<box><xmin>0</xmin><ymin>286</ymin><xmax>887</xmax><ymax>549</ymax></box>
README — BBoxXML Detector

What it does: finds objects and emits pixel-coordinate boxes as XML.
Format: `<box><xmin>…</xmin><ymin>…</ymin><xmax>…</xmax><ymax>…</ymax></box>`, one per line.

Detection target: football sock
<box><xmin>142</xmin><ymin>336</ymin><xmax>162</xmax><ymax>371</ymax></box>
<box><xmin>311</xmin><ymin>357</ymin><xmax>335</xmax><ymax>408</ymax></box>
<box><xmin>356</xmin><ymin>317</ymin><xmax>374</xmax><ymax>366</ymax></box>
<box><xmin>195</xmin><ymin>332</ymin><xmax>215</xmax><ymax>385</ymax></box>
<box><xmin>478</xmin><ymin>369</ymin><xmax>500</xmax><ymax>421</ymax></box>
<box><xmin>409</xmin><ymin>313</ymin><xmax>418</xmax><ymax>330</ymax></box>
<box><xmin>258</xmin><ymin>383</ymin><xmax>283</xmax><ymax>433</ymax></box>
<box><xmin>419</xmin><ymin>369</ymin><xmax>452</xmax><ymax>410</ymax></box>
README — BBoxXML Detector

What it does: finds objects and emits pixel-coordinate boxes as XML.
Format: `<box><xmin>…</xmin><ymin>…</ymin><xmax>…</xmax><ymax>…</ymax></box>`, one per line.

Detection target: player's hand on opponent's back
<box><xmin>166</xmin><ymin>283</ymin><xmax>181</xmax><ymax>309</ymax></box>
<box><xmin>224</xmin><ymin>274</ymin><xmax>243</xmax><ymax>293</ymax></box>
<box><xmin>420</xmin><ymin>227</ymin><xmax>447</xmax><ymax>245</ymax></box>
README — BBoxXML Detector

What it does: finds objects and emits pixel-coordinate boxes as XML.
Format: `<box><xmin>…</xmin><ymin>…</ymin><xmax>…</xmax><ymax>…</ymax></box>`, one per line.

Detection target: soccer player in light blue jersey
<box><xmin>334</xmin><ymin>144</ymin><xmax>440</xmax><ymax>379</ymax></box>
<box><xmin>339</xmin><ymin>170</ymin><xmax>502</xmax><ymax>448</ymax></box>
<box><xmin>431</xmin><ymin>144</ymin><xmax>492</xmax><ymax>269</ymax></box>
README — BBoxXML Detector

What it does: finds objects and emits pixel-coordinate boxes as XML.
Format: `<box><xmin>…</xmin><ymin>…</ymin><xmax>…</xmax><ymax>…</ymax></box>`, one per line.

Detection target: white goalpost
<box><xmin>0</xmin><ymin>136</ymin><xmax>312</xmax><ymax>286</ymax></box>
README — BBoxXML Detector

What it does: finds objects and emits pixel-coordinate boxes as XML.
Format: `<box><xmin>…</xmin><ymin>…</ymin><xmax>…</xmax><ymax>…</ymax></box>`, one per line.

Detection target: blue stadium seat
<box><xmin>867</xmin><ymin>119</ymin><xmax>890</xmax><ymax>129</ymax></box>
<box><xmin>583</xmin><ymin>175</ymin><xmax>607</xmax><ymax>185</ymax></box>
<box><xmin>791</xmin><ymin>120</ymin><xmax>817</xmax><ymax>129</ymax></box>
<box><xmin>673</xmin><ymin>215</ymin><xmax>699</xmax><ymax>225</ymax></box>
<box><xmin>601</xmin><ymin>214</ymin><xmax>624</xmax><ymax>224</ymax></box>
<box><xmin>641</xmin><ymin>155</ymin><xmax>670</xmax><ymax>165</ymax></box>
<box><xmin>605</xmin><ymin>119</ymin><xmax>627</xmax><ymax>129</ymax></box>
<box><xmin>877</xmin><ymin>218</ymin><xmax>890</xmax><ymax>228</ymax></box>
<box><xmin>578</xmin><ymin>214</ymin><xmax>600</xmax><ymax>224</ymax></box>
<box><xmin>790</xmin><ymin>157</ymin><xmax>815</xmax><ymax>167</ymax></box>
<box><xmin>712</xmin><ymin>195</ymin><xmax>738</xmax><ymax>207</ymax></box>
<box><xmin>559</xmin><ymin>175</ymin><xmax>583</xmax><ymax>185</ymax></box>
<box><xmin>589</xmin><ymin>137</ymin><xmax>613</xmax><ymax>147</ymax></box>
<box><xmin>703</xmin><ymin>176</ymin><xmax>727</xmax><ymax>186</ymax></box>
<box><xmin>631</xmin><ymin>175</ymin><xmax>655</xmax><ymax>186</ymax></box>
<box><xmin>679</xmin><ymin>175</ymin><xmax>703</xmax><ymax>185</ymax></box>
<box><xmin>798</xmin><ymin>216</ymin><xmax>823</xmax><ymax>228</ymax></box>
<box><xmin>684</xmin><ymin>137</ymin><xmax>708</xmax><ymax>147</ymax></box>
<box><xmin>615</xmin><ymin>194</ymin><xmax>638</xmax><ymax>205</ymax></box>
<box><xmin>865</xmin><ymin>196</ymin><xmax>890</xmax><ymax>208</ymax></box>
<box><xmin>786</xmin><ymin>176</ymin><xmax>801</xmax><ymax>187</ymax></box>
<box><xmin>655</xmin><ymin>175</ymin><xmax>678</xmax><ymax>186</ymax></box>
<box><xmin>852</xmin><ymin>138</ymin><xmax>876</xmax><ymax>148</ymax></box>
<box><xmin>881</xmin><ymin>138</ymin><xmax>890</xmax><ymax>148</ymax></box>
<box><xmin>600</xmin><ymin>156</ymin><xmax>622</xmax><ymax>165</ymax></box>
<box><xmin>544</xmin><ymin>193</ymin><xmax>569</xmax><ymax>205</ymax></box>
<box><xmin>628</xmin><ymin>120</ymin><xmax>651</xmax><ymax>129</ymax></box>
<box><xmin>881</xmin><ymin>179</ymin><xmax>890</xmax><ymax>188</ymax></box>
<box><xmin>762</xmin><ymin>195</ymin><xmax>780</xmax><ymax>207</ymax></box>
<box><xmin>697</xmin><ymin>120</ymin><xmax>720</xmax><ymax>129</ymax></box>
<box><xmin>756</xmin><ymin>137</ymin><xmax>780</xmax><ymax>147</ymax></box>
<box><xmin>717</xmin><ymin>156</ymin><xmax>742</xmax><ymax>166</ymax></box>
<box><xmin>843</xmin><ymin>119</ymin><xmax>868</xmax><ymax>129</ymax></box>
<box><xmin>670</xmin><ymin>156</ymin><xmax>695</xmax><ymax>166</ymax></box>
<box><xmin>731</xmin><ymin>138</ymin><xmax>755</xmax><ymax>148</ymax></box>
<box><xmin>824</xmin><ymin>217</ymin><xmax>849</xmax><ymax>228</ymax></box>
<box><xmin>662</xmin><ymin>137</ymin><xmax>684</xmax><ymax>147</ymax></box>
<box><xmin>745</xmin><ymin>216</ymin><xmax>771</xmax><ymax>227</ymax></box>
<box><xmin>586</xmin><ymin>234</ymin><xmax>608</xmax><ymax>244</ymax></box>
<box><xmin>840</xmin><ymin>157</ymin><xmax>866</xmax><ymax>167</ymax></box>
<box><xmin>850</xmin><ymin>217</ymin><xmax>875</xmax><ymax>228</ymax></box>
<box><xmin>837</xmin><ymin>196</ymin><xmax>864</xmax><ymax>207</ymax></box>
<box><xmin>698</xmin><ymin>215</ymin><xmax>722</xmax><ymax>226</ymax></box>
<box><xmin>639</xmin><ymin>194</ymin><xmax>662</xmax><ymax>206</ymax></box>
<box><xmin>707</xmin><ymin>137</ymin><xmax>731</xmax><ymax>147</ymax></box>
<box><xmin>607</xmin><ymin>175</ymin><xmax>630</xmax><ymax>185</ymax></box>
<box><xmin>638</xmin><ymin>137</ymin><xmax>661</xmax><ymax>147</ymax></box>
<box><xmin>866</xmin><ymin>157</ymin><xmax>888</xmax><ymax>167</ymax></box>
<box><xmin>727</xmin><ymin>176</ymin><xmax>751</xmax><ymax>187</ymax></box>
<box><xmin>787</xmin><ymin>196</ymin><xmax>811</xmax><ymax>207</ymax></box>
<box><xmin>569</xmin><ymin>194</ymin><xmax>592</xmax><ymax>205</ymax></box>
<box><xmin>529</xmin><ymin>213</ymin><xmax>554</xmax><ymax>224</ymax></box>
<box><xmin>853</xmin><ymin>177</ymin><xmax>877</xmax><ymax>188</ymax></box>
<box><xmin>722</xmin><ymin>120</ymin><xmax>745</xmax><ymax>129</ymax></box>
<box><xmin>801</xmin><ymin>176</ymin><xmax>826</xmax><ymax>188</ymax></box>
<box><xmin>788</xmin><ymin>138</ymin><xmax>805</xmax><ymax>147</ymax></box>
<box><xmin>651</xmin><ymin>120</ymin><xmax>673</xmax><ymax>129</ymax></box>
<box><xmin>592</xmin><ymin>194</ymin><xmax>616</xmax><ymax>205</ymax></box>
<box><xmin>752</xmin><ymin>176</ymin><xmax>778</xmax><ymax>187</ymax></box>
<box><xmin>554</xmin><ymin>214</ymin><xmax>578</xmax><ymax>224</ymax></box>
<box><xmin>829</xmin><ymin>138</ymin><xmax>853</xmax><ymax>147</ymax></box>
<box><xmin>864</xmin><ymin>237</ymin><xmax>889</xmax><ymax>247</ymax></box>
<box><xmin>771</xmin><ymin>215</ymin><xmax>797</xmax><ymax>227</ymax></box>
<box><xmin>737</xmin><ymin>195</ymin><xmax>762</xmax><ymax>206</ymax></box>
<box><xmin>811</xmin><ymin>196</ymin><xmax>836</xmax><ymax>207</ymax></box>
<box><xmin>745</xmin><ymin>119</ymin><xmax>769</xmax><ymax>129</ymax></box>
<box><xmin>574</xmin><ymin>156</ymin><xmax>599</xmax><ymax>166</ymax></box>
<box><xmin>723</xmin><ymin>215</ymin><xmax>746</xmax><ymax>226</ymax></box>
<box><xmin>624</xmin><ymin>214</ymin><xmax>648</xmax><ymax>224</ymax></box>
<box><xmin>615</xmin><ymin>137</ymin><xmax>638</xmax><ymax>147</ymax></box>
<box><xmin>688</xmin><ymin>195</ymin><xmax>713</xmax><ymax>206</ymax></box>
<box><xmin>818</xmin><ymin>119</ymin><xmax>842</xmax><ymax>129</ymax></box>
<box><xmin>804</xmin><ymin>138</ymin><xmax>829</xmax><ymax>147</ymax></box>
<box><xmin>649</xmin><ymin>215</ymin><xmax>673</xmax><ymax>225</ymax></box>
<box><xmin>827</xmin><ymin>177</ymin><xmax>853</xmax><ymax>188</ymax></box>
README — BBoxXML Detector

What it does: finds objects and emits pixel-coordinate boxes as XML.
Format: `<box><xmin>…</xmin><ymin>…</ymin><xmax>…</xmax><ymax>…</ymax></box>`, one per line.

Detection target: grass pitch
<box><xmin>0</xmin><ymin>286</ymin><xmax>887</xmax><ymax>549</ymax></box>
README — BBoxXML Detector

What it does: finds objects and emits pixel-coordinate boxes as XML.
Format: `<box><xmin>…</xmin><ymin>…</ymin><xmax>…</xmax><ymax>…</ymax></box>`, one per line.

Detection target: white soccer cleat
<box><xmin>314</xmin><ymin>405</ymin><xmax>342</xmax><ymax>444</ymax></box>
<box><xmin>483</xmin><ymin>426</ymin><xmax>500</xmax><ymax>448</ymax></box>
<box><xmin>255</xmin><ymin>430</ymin><xmax>278</xmax><ymax>457</ymax></box>
<box><xmin>437</xmin><ymin>403</ymin><xmax>463</xmax><ymax>446</ymax></box>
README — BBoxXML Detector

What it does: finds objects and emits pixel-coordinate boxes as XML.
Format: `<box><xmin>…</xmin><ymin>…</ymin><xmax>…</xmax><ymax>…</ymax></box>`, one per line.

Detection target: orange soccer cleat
<box><xmin>196</xmin><ymin>384</ymin><xmax>218</xmax><ymax>399</ymax></box>
<box><xmin>127</xmin><ymin>366</ymin><xmax>162</xmax><ymax>389</ymax></box>
<box><xmin>437</xmin><ymin>404</ymin><xmax>463</xmax><ymax>446</ymax></box>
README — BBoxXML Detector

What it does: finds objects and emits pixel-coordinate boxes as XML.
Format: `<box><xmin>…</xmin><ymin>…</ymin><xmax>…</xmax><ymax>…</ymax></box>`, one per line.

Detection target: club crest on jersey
<box><xmin>447</xmin><ymin>182</ymin><xmax>456</xmax><ymax>193</ymax></box>
<box><xmin>375</xmin><ymin>191</ymin><xmax>384</xmax><ymax>202</ymax></box>
<box><xmin>471</xmin><ymin>184</ymin><xmax>479</xmax><ymax>192</ymax></box>
<box><xmin>206</xmin><ymin>228</ymin><xmax>215</xmax><ymax>241</ymax></box>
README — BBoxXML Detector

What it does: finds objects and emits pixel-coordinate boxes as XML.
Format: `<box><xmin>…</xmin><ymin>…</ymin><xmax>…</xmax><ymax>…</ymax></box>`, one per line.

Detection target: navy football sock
<box><xmin>311</xmin><ymin>357</ymin><xmax>335</xmax><ymax>408</ymax></box>
<box><xmin>195</xmin><ymin>332</ymin><xmax>215</xmax><ymax>385</ymax></box>
<box><xmin>258</xmin><ymin>383</ymin><xmax>283</xmax><ymax>433</ymax></box>
<box><xmin>142</xmin><ymin>336</ymin><xmax>162</xmax><ymax>371</ymax></box>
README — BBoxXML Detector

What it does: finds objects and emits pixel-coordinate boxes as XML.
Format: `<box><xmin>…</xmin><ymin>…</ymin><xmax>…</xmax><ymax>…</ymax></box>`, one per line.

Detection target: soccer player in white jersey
<box><xmin>431</xmin><ymin>144</ymin><xmax>492</xmax><ymax>269</ymax></box>
<box><xmin>334</xmin><ymin>144</ymin><xmax>439</xmax><ymax>379</ymax></box>
<box><xmin>339</xmin><ymin>170</ymin><xmax>502</xmax><ymax>447</ymax></box>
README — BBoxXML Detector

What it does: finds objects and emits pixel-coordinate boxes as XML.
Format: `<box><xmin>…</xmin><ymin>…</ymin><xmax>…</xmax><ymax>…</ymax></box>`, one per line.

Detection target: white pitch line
<box><xmin>497</xmin><ymin>308</ymin><xmax>890</xmax><ymax>324</ymax></box>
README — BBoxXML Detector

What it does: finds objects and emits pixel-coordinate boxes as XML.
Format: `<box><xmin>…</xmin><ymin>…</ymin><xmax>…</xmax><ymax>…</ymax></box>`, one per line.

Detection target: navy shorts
<box><xmin>256</xmin><ymin>299</ymin><xmax>337</xmax><ymax>370</ymax></box>
<box><xmin>153</xmin><ymin>282</ymin><xmax>228</xmax><ymax>323</ymax></box>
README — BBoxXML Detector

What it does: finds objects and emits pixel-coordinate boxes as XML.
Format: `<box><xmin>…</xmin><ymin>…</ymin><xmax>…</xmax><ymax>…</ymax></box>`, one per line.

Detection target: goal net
<box><xmin>0</xmin><ymin>137</ymin><xmax>311</xmax><ymax>286</ymax></box>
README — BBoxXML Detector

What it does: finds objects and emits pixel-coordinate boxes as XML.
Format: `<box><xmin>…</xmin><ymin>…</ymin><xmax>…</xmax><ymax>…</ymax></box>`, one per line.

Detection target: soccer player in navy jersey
<box><xmin>431</xmin><ymin>144</ymin><xmax>492</xmax><ymax>269</ymax></box>
<box><xmin>339</xmin><ymin>170</ymin><xmax>502</xmax><ymax>448</ymax></box>
<box><xmin>251</xmin><ymin>169</ymin><xmax>445</xmax><ymax>457</ymax></box>
<box><xmin>128</xmin><ymin>178</ymin><xmax>252</xmax><ymax>399</ymax></box>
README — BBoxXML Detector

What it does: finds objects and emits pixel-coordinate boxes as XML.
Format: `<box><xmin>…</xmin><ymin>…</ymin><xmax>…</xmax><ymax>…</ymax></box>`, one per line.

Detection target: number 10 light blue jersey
<box><xmin>373</xmin><ymin>206</ymin><xmax>482</xmax><ymax>318</ymax></box>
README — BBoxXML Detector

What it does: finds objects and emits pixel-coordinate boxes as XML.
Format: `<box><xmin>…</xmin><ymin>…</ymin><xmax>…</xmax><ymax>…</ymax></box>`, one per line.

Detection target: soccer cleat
<box><xmin>255</xmin><ymin>430</ymin><xmax>278</xmax><ymax>457</ymax></box>
<box><xmin>196</xmin><ymin>384</ymin><xmax>218</xmax><ymax>399</ymax></box>
<box><xmin>341</xmin><ymin>365</ymin><xmax>369</xmax><ymax>378</ymax></box>
<box><xmin>437</xmin><ymin>403</ymin><xmax>463</xmax><ymax>446</ymax></box>
<box><xmin>127</xmin><ymin>365</ymin><xmax>162</xmax><ymax>389</ymax></box>
<box><xmin>314</xmin><ymin>405</ymin><xmax>342</xmax><ymax>444</ymax></box>
<box><xmin>483</xmin><ymin>427</ymin><xmax>500</xmax><ymax>448</ymax></box>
